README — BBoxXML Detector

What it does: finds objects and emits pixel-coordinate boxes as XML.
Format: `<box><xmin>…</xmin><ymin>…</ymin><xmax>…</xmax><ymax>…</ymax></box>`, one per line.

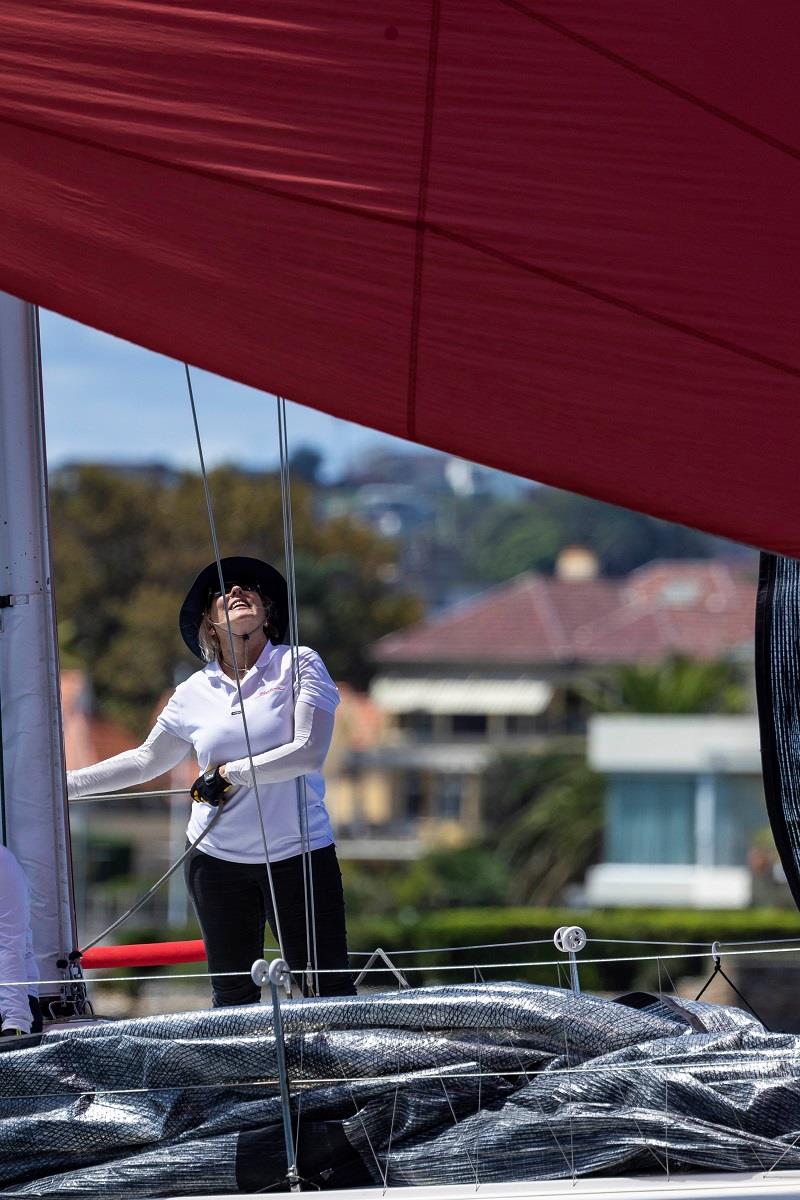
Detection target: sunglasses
<box><xmin>207</xmin><ymin>580</ymin><xmax>263</xmax><ymax>603</ymax></box>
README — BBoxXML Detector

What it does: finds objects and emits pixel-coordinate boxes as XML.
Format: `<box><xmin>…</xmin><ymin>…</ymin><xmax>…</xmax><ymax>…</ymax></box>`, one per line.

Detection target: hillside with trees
<box><xmin>50</xmin><ymin>450</ymin><xmax>753</xmax><ymax>732</ymax></box>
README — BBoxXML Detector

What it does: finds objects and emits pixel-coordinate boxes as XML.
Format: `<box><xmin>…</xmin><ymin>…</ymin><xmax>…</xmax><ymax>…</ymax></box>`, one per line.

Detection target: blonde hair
<box><xmin>198</xmin><ymin>619</ymin><xmax>219</xmax><ymax>664</ymax></box>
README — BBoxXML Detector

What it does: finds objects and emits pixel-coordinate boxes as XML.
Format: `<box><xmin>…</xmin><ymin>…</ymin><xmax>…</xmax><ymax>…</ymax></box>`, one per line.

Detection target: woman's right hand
<box><xmin>190</xmin><ymin>766</ymin><xmax>232</xmax><ymax>807</ymax></box>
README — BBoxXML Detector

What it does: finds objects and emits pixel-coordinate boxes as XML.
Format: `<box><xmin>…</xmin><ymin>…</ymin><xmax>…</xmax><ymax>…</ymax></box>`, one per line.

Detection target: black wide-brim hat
<box><xmin>179</xmin><ymin>556</ymin><xmax>289</xmax><ymax>659</ymax></box>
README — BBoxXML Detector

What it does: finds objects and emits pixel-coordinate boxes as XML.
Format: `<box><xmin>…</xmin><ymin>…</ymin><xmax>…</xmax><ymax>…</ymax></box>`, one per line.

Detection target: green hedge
<box><xmin>347</xmin><ymin>907</ymin><xmax>800</xmax><ymax>994</ymax></box>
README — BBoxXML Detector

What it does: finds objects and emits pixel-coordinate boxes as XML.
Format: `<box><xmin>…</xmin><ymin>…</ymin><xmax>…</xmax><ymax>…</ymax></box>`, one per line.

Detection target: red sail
<box><xmin>0</xmin><ymin>3</ymin><xmax>799</xmax><ymax>551</ymax></box>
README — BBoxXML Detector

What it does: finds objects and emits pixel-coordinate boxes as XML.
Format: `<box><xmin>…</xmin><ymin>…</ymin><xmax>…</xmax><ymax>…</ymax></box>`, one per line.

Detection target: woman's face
<box><xmin>206</xmin><ymin>582</ymin><xmax>267</xmax><ymax>639</ymax></box>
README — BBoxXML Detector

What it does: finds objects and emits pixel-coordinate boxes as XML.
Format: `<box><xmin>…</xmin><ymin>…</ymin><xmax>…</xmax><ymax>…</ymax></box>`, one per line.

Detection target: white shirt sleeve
<box><xmin>223</xmin><ymin>701</ymin><xmax>334</xmax><ymax>787</ymax></box>
<box><xmin>296</xmin><ymin>649</ymin><xmax>340</xmax><ymax>714</ymax></box>
<box><xmin>66</xmin><ymin>725</ymin><xmax>191</xmax><ymax>798</ymax></box>
<box><xmin>0</xmin><ymin>849</ymin><xmax>36</xmax><ymax>1034</ymax></box>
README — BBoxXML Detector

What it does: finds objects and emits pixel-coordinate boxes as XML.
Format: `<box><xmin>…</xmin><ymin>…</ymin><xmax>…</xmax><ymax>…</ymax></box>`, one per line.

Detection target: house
<box><xmin>327</xmin><ymin>555</ymin><xmax>757</xmax><ymax>857</ymax></box>
<box><xmin>62</xmin><ymin>671</ymin><xmax>190</xmax><ymax>930</ymax></box>
<box><xmin>62</xmin><ymin>669</ymin><xmax>135</xmax><ymax>770</ymax></box>
<box><xmin>584</xmin><ymin>714</ymin><xmax>769</xmax><ymax>908</ymax></box>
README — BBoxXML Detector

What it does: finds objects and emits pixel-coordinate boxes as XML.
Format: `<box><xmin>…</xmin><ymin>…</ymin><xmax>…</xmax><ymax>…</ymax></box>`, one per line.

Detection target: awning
<box><xmin>363</xmin><ymin>744</ymin><xmax>492</xmax><ymax>773</ymax></box>
<box><xmin>370</xmin><ymin>677</ymin><xmax>553</xmax><ymax>715</ymax></box>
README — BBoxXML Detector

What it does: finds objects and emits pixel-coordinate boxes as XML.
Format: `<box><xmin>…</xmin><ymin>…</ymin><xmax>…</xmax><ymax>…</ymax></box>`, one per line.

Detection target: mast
<box><xmin>0</xmin><ymin>292</ymin><xmax>77</xmax><ymax>1001</ymax></box>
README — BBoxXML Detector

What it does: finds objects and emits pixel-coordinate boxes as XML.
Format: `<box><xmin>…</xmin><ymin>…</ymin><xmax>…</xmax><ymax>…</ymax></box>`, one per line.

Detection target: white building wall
<box><xmin>586</xmin><ymin>716</ymin><xmax>762</xmax><ymax>909</ymax></box>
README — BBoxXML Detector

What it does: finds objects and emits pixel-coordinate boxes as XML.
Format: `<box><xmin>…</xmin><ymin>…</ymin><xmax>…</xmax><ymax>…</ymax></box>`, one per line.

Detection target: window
<box><xmin>450</xmin><ymin>713</ymin><xmax>487</xmax><ymax>736</ymax></box>
<box><xmin>606</xmin><ymin>775</ymin><xmax>695</xmax><ymax>864</ymax></box>
<box><xmin>432</xmin><ymin>775</ymin><xmax>464</xmax><ymax>820</ymax></box>
<box><xmin>714</xmin><ymin>776</ymin><xmax>766</xmax><ymax>866</ymax></box>
<box><xmin>397</xmin><ymin>711</ymin><xmax>434</xmax><ymax>738</ymax></box>
<box><xmin>398</xmin><ymin>771</ymin><xmax>425</xmax><ymax>819</ymax></box>
<box><xmin>562</xmin><ymin>689</ymin><xmax>587</xmax><ymax>733</ymax></box>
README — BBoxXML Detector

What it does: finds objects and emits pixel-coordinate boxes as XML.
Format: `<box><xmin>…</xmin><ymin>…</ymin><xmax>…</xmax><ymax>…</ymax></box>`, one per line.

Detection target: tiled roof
<box><xmin>61</xmin><ymin>668</ymin><xmax>137</xmax><ymax>769</ymax></box>
<box><xmin>373</xmin><ymin>560</ymin><xmax>756</xmax><ymax>666</ymax></box>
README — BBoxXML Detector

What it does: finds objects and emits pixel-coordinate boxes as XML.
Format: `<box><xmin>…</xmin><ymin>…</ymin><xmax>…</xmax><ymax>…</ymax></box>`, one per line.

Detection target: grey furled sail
<box><xmin>0</xmin><ymin>982</ymin><xmax>794</xmax><ymax>1196</ymax></box>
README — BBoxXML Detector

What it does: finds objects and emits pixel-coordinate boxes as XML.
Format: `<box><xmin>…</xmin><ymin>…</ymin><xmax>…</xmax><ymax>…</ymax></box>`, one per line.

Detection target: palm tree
<box><xmin>481</xmin><ymin>753</ymin><xmax>603</xmax><ymax>905</ymax></box>
<box><xmin>587</xmin><ymin>655</ymin><xmax>748</xmax><ymax>715</ymax></box>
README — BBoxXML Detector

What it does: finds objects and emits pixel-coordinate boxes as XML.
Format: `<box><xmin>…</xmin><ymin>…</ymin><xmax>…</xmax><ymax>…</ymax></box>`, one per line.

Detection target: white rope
<box><xmin>184</xmin><ymin>363</ymin><xmax>287</xmax><ymax>962</ymax></box>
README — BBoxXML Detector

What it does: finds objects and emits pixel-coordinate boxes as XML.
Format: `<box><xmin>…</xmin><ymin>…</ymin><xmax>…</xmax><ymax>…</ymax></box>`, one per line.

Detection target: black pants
<box><xmin>185</xmin><ymin>843</ymin><xmax>356</xmax><ymax>1005</ymax></box>
<box><xmin>29</xmin><ymin>995</ymin><xmax>42</xmax><ymax>1032</ymax></box>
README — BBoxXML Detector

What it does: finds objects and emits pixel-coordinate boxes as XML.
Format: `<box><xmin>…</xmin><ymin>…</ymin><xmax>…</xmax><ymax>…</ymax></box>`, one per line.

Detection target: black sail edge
<box><xmin>755</xmin><ymin>551</ymin><xmax>800</xmax><ymax>911</ymax></box>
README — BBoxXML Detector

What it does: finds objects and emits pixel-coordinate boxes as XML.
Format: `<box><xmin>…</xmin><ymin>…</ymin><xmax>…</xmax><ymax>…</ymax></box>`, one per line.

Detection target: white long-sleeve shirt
<box><xmin>0</xmin><ymin>845</ymin><xmax>39</xmax><ymax>1034</ymax></box>
<box><xmin>66</xmin><ymin>702</ymin><xmax>332</xmax><ymax>795</ymax></box>
<box><xmin>67</xmin><ymin>643</ymin><xmax>339</xmax><ymax>863</ymax></box>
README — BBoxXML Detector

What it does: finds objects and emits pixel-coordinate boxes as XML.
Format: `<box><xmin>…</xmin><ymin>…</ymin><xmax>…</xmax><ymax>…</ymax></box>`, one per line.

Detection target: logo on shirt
<box><xmin>231</xmin><ymin>684</ymin><xmax>286</xmax><ymax>714</ymax></box>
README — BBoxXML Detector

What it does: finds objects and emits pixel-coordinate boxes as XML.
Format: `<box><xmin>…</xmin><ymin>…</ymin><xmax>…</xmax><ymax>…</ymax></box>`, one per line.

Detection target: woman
<box><xmin>67</xmin><ymin>555</ymin><xmax>355</xmax><ymax>1004</ymax></box>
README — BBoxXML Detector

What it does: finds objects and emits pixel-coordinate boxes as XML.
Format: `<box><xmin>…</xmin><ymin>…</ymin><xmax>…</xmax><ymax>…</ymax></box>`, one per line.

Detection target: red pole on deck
<box><xmin>81</xmin><ymin>940</ymin><xmax>207</xmax><ymax>969</ymax></box>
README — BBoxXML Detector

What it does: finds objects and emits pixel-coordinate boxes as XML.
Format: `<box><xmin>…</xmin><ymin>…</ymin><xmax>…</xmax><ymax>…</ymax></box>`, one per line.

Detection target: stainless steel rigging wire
<box><xmin>276</xmin><ymin>394</ymin><xmax>319</xmax><ymax>995</ymax></box>
<box><xmin>184</xmin><ymin>363</ymin><xmax>287</xmax><ymax>964</ymax></box>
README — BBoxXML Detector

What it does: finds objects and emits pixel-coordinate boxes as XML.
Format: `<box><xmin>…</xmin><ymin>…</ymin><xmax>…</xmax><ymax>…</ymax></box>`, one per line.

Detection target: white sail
<box><xmin>0</xmin><ymin>292</ymin><xmax>76</xmax><ymax>998</ymax></box>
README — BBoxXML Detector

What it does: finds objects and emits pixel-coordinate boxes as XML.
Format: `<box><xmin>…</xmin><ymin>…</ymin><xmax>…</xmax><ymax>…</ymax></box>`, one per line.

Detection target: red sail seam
<box><xmin>500</xmin><ymin>0</ymin><xmax>800</xmax><ymax>165</ymax></box>
<box><xmin>1</xmin><ymin>112</ymin><xmax>798</xmax><ymax>381</ymax></box>
<box><xmin>406</xmin><ymin>0</ymin><xmax>441</xmax><ymax>443</ymax></box>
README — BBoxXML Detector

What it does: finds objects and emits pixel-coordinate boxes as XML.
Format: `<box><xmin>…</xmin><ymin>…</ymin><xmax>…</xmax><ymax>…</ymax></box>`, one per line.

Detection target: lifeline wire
<box><xmin>184</xmin><ymin>362</ymin><xmax>287</xmax><ymax>962</ymax></box>
<box><xmin>14</xmin><ymin>933</ymin><xmax>800</xmax><ymax>990</ymax></box>
<box><xmin>276</xmin><ymin>393</ymin><xmax>318</xmax><ymax>994</ymax></box>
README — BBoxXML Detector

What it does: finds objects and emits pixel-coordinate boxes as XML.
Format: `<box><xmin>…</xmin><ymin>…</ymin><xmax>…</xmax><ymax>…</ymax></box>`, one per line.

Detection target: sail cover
<box><xmin>1</xmin><ymin>981</ymin><xmax>796</xmax><ymax>1195</ymax></box>
<box><xmin>0</xmin><ymin>3</ymin><xmax>799</xmax><ymax>553</ymax></box>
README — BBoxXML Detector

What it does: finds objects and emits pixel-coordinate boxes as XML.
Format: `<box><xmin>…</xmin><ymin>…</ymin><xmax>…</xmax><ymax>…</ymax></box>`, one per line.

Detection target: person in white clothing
<box><xmin>0</xmin><ymin>844</ymin><xmax>41</xmax><ymax>1036</ymax></box>
<box><xmin>67</xmin><ymin>555</ymin><xmax>355</xmax><ymax>1005</ymax></box>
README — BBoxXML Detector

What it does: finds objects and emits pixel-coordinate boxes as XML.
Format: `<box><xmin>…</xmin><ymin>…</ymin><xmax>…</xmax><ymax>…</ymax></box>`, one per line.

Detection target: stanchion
<box><xmin>252</xmin><ymin>957</ymin><xmax>301</xmax><ymax>1192</ymax></box>
<box><xmin>553</xmin><ymin>925</ymin><xmax>587</xmax><ymax>996</ymax></box>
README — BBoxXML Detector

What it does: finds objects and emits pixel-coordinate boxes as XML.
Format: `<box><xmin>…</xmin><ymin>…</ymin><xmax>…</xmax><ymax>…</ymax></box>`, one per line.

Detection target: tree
<box><xmin>586</xmin><ymin>655</ymin><xmax>749</xmax><ymax>715</ymax></box>
<box><xmin>391</xmin><ymin>846</ymin><xmax>510</xmax><ymax>912</ymax></box>
<box><xmin>340</xmin><ymin>846</ymin><xmax>510</xmax><ymax>919</ymax></box>
<box><xmin>461</xmin><ymin>499</ymin><xmax>562</xmax><ymax>581</ymax></box>
<box><xmin>289</xmin><ymin>444</ymin><xmax>324</xmax><ymax>485</ymax></box>
<box><xmin>451</xmin><ymin>488</ymin><xmax>735</xmax><ymax>585</ymax></box>
<box><xmin>480</xmin><ymin>753</ymin><xmax>603</xmax><ymax>905</ymax></box>
<box><xmin>50</xmin><ymin>464</ymin><xmax>422</xmax><ymax>732</ymax></box>
<box><xmin>50</xmin><ymin>466</ymin><xmax>159</xmax><ymax>672</ymax></box>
